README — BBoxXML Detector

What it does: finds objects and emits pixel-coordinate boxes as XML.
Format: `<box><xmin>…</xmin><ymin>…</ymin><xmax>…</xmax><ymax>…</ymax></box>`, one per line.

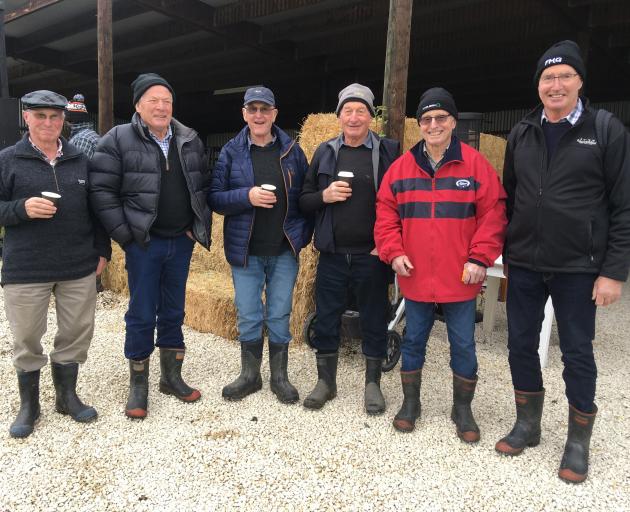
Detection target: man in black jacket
<box><xmin>299</xmin><ymin>83</ymin><xmax>399</xmax><ymax>414</ymax></box>
<box><xmin>495</xmin><ymin>41</ymin><xmax>630</xmax><ymax>483</ymax></box>
<box><xmin>89</xmin><ymin>73</ymin><xmax>212</xmax><ymax>419</ymax></box>
<box><xmin>0</xmin><ymin>90</ymin><xmax>111</xmax><ymax>438</ymax></box>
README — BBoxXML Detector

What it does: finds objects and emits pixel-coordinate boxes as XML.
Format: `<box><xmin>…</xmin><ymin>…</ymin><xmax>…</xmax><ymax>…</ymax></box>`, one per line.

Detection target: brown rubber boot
<box><xmin>451</xmin><ymin>373</ymin><xmax>480</xmax><ymax>443</ymax></box>
<box><xmin>393</xmin><ymin>370</ymin><xmax>421</xmax><ymax>433</ymax></box>
<box><xmin>558</xmin><ymin>404</ymin><xmax>597</xmax><ymax>484</ymax></box>
<box><xmin>495</xmin><ymin>388</ymin><xmax>545</xmax><ymax>455</ymax></box>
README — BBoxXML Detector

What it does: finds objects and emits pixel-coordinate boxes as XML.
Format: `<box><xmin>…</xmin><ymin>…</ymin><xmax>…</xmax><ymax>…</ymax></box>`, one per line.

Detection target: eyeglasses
<box><xmin>144</xmin><ymin>98</ymin><xmax>173</xmax><ymax>106</ymax></box>
<box><xmin>539</xmin><ymin>73</ymin><xmax>578</xmax><ymax>85</ymax></box>
<box><xmin>244</xmin><ymin>105</ymin><xmax>275</xmax><ymax>115</ymax></box>
<box><xmin>419</xmin><ymin>114</ymin><xmax>451</xmax><ymax>127</ymax></box>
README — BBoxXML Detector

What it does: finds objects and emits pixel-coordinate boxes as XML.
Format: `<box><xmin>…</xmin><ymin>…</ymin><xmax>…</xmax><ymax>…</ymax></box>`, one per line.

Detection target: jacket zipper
<box><xmin>280</xmin><ymin>140</ymin><xmax>297</xmax><ymax>257</ymax></box>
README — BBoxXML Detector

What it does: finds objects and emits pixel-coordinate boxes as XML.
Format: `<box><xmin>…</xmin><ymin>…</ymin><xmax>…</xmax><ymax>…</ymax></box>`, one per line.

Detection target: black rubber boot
<box><xmin>364</xmin><ymin>356</ymin><xmax>386</xmax><ymax>415</ymax></box>
<box><xmin>393</xmin><ymin>370</ymin><xmax>422</xmax><ymax>432</ymax></box>
<box><xmin>159</xmin><ymin>348</ymin><xmax>201</xmax><ymax>402</ymax></box>
<box><xmin>558</xmin><ymin>404</ymin><xmax>597</xmax><ymax>484</ymax></box>
<box><xmin>303</xmin><ymin>352</ymin><xmax>338</xmax><ymax>410</ymax></box>
<box><xmin>269</xmin><ymin>342</ymin><xmax>299</xmax><ymax>404</ymax></box>
<box><xmin>51</xmin><ymin>362</ymin><xmax>97</xmax><ymax>423</ymax></box>
<box><xmin>125</xmin><ymin>358</ymin><xmax>149</xmax><ymax>419</ymax></box>
<box><xmin>451</xmin><ymin>373</ymin><xmax>480</xmax><ymax>443</ymax></box>
<box><xmin>495</xmin><ymin>388</ymin><xmax>545</xmax><ymax>455</ymax></box>
<box><xmin>222</xmin><ymin>340</ymin><xmax>263</xmax><ymax>401</ymax></box>
<box><xmin>10</xmin><ymin>370</ymin><xmax>41</xmax><ymax>438</ymax></box>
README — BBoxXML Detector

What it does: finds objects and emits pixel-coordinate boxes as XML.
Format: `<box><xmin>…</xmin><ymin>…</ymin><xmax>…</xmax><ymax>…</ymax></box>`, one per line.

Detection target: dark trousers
<box><xmin>313</xmin><ymin>252</ymin><xmax>390</xmax><ymax>359</ymax></box>
<box><xmin>507</xmin><ymin>265</ymin><xmax>597</xmax><ymax>412</ymax></box>
<box><xmin>124</xmin><ymin>234</ymin><xmax>195</xmax><ymax>360</ymax></box>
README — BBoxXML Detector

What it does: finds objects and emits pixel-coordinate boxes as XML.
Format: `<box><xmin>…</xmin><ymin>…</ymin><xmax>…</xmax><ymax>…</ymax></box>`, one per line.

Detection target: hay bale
<box><xmin>189</xmin><ymin>213</ymin><xmax>230</xmax><ymax>275</ymax></box>
<box><xmin>479</xmin><ymin>133</ymin><xmax>507</xmax><ymax>180</ymax></box>
<box><xmin>185</xmin><ymin>270</ymin><xmax>238</xmax><ymax>340</ymax></box>
<box><xmin>101</xmin><ymin>243</ymin><xmax>127</xmax><ymax>294</ymax></box>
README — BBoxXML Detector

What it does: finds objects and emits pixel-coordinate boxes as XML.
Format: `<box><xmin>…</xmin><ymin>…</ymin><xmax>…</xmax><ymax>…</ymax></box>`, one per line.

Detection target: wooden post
<box><xmin>382</xmin><ymin>0</ymin><xmax>413</xmax><ymax>145</ymax></box>
<box><xmin>0</xmin><ymin>1</ymin><xmax>10</xmax><ymax>98</ymax></box>
<box><xmin>97</xmin><ymin>0</ymin><xmax>113</xmax><ymax>134</ymax></box>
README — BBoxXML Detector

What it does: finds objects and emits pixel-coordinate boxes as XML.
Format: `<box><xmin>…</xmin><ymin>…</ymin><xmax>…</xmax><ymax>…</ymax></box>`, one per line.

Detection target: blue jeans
<box><xmin>402</xmin><ymin>298</ymin><xmax>477</xmax><ymax>378</ymax></box>
<box><xmin>231</xmin><ymin>250</ymin><xmax>299</xmax><ymax>344</ymax></box>
<box><xmin>507</xmin><ymin>265</ymin><xmax>597</xmax><ymax>412</ymax></box>
<box><xmin>124</xmin><ymin>234</ymin><xmax>195</xmax><ymax>360</ymax></box>
<box><xmin>313</xmin><ymin>253</ymin><xmax>390</xmax><ymax>358</ymax></box>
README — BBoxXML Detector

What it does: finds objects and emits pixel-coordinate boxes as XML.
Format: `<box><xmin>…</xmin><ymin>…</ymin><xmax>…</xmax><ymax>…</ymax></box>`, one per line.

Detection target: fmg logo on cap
<box><xmin>544</xmin><ymin>57</ymin><xmax>563</xmax><ymax>66</ymax></box>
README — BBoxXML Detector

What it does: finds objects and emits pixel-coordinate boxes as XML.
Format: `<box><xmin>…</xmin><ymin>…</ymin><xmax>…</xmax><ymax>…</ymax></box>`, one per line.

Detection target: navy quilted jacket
<box><xmin>208</xmin><ymin>125</ymin><xmax>312</xmax><ymax>267</ymax></box>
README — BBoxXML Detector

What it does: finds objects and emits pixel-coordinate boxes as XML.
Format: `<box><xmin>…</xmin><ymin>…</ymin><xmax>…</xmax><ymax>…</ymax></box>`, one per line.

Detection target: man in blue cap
<box><xmin>0</xmin><ymin>90</ymin><xmax>111</xmax><ymax>438</ymax></box>
<box><xmin>210</xmin><ymin>86</ymin><xmax>311</xmax><ymax>404</ymax></box>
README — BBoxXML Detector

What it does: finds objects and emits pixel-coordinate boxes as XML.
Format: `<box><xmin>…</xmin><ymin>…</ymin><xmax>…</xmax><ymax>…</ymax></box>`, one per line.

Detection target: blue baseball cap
<box><xmin>243</xmin><ymin>86</ymin><xmax>275</xmax><ymax>107</ymax></box>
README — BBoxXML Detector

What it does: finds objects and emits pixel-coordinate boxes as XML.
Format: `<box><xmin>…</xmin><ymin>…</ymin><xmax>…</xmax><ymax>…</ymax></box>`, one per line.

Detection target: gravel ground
<box><xmin>0</xmin><ymin>284</ymin><xmax>629</xmax><ymax>512</ymax></box>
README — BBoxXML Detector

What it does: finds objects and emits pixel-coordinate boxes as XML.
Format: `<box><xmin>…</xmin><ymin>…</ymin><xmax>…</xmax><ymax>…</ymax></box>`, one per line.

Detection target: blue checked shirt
<box><xmin>142</xmin><ymin>121</ymin><xmax>172</xmax><ymax>158</ymax></box>
<box><xmin>69</xmin><ymin>122</ymin><xmax>101</xmax><ymax>159</ymax></box>
<box><xmin>541</xmin><ymin>98</ymin><xmax>583</xmax><ymax>126</ymax></box>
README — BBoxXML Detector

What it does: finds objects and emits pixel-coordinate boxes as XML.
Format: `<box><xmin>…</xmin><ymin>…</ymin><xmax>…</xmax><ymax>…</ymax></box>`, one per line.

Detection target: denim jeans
<box><xmin>231</xmin><ymin>250</ymin><xmax>299</xmax><ymax>344</ymax></box>
<box><xmin>402</xmin><ymin>298</ymin><xmax>477</xmax><ymax>378</ymax></box>
<box><xmin>124</xmin><ymin>234</ymin><xmax>195</xmax><ymax>360</ymax></box>
<box><xmin>507</xmin><ymin>265</ymin><xmax>597</xmax><ymax>412</ymax></box>
<box><xmin>313</xmin><ymin>252</ymin><xmax>390</xmax><ymax>358</ymax></box>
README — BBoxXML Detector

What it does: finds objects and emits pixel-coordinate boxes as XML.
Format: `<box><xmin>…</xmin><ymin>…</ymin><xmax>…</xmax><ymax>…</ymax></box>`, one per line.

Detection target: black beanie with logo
<box><xmin>534</xmin><ymin>40</ymin><xmax>586</xmax><ymax>85</ymax></box>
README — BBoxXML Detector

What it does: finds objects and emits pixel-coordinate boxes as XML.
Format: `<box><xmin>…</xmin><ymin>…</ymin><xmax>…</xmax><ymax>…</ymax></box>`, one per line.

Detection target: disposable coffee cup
<box><xmin>41</xmin><ymin>191</ymin><xmax>61</xmax><ymax>206</ymax></box>
<box><xmin>337</xmin><ymin>171</ymin><xmax>354</xmax><ymax>186</ymax></box>
<box><xmin>261</xmin><ymin>184</ymin><xmax>276</xmax><ymax>194</ymax></box>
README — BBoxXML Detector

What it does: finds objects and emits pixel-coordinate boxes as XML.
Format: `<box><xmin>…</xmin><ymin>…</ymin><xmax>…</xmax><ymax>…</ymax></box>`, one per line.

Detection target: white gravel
<box><xmin>1</xmin><ymin>284</ymin><xmax>629</xmax><ymax>511</ymax></box>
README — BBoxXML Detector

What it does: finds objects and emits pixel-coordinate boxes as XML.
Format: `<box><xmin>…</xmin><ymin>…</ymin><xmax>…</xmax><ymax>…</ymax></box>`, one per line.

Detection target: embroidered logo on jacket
<box><xmin>455</xmin><ymin>179</ymin><xmax>471</xmax><ymax>189</ymax></box>
<box><xmin>577</xmin><ymin>138</ymin><xmax>597</xmax><ymax>145</ymax></box>
<box><xmin>78</xmin><ymin>179</ymin><xmax>86</xmax><ymax>185</ymax></box>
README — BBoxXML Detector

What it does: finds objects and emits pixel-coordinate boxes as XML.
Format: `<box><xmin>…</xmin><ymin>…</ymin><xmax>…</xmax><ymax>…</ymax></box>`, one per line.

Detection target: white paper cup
<box><xmin>41</xmin><ymin>191</ymin><xmax>61</xmax><ymax>206</ymax></box>
<box><xmin>261</xmin><ymin>184</ymin><xmax>277</xmax><ymax>194</ymax></box>
<box><xmin>337</xmin><ymin>171</ymin><xmax>354</xmax><ymax>185</ymax></box>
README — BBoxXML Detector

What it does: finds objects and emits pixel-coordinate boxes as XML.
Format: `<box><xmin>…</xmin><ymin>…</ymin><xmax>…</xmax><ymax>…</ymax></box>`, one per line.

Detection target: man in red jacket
<box><xmin>375</xmin><ymin>87</ymin><xmax>507</xmax><ymax>441</ymax></box>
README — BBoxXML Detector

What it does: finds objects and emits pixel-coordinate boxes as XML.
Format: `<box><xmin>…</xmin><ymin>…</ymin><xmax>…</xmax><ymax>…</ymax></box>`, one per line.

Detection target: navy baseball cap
<box><xmin>243</xmin><ymin>86</ymin><xmax>275</xmax><ymax>107</ymax></box>
<box><xmin>21</xmin><ymin>90</ymin><xmax>68</xmax><ymax>110</ymax></box>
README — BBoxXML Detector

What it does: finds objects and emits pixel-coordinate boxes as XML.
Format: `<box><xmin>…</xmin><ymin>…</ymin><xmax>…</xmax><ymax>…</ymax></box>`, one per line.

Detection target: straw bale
<box><xmin>185</xmin><ymin>270</ymin><xmax>238</xmax><ymax>340</ymax></box>
<box><xmin>101</xmin><ymin>243</ymin><xmax>127</xmax><ymax>295</ymax></box>
<box><xmin>479</xmin><ymin>133</ymin><xmax>507</xmax><ymax>180</ymax></box>
<box><xmin>189</xmin><ymin>213</ymin><xmax>230</xmax><ymax>275</ymax></box>
<box><xmin>290</xmin><ymin>244</ymin><xmax>319</xmax><ymax>343</ymax></box>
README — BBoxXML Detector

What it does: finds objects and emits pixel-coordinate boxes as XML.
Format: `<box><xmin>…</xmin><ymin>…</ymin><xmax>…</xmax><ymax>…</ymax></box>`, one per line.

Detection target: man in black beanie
<box><xmin>89</xmin><ymin>73</ymin><xmax>212</xmax><ymax>419</ymax></box>
<box><xmin>496</xmin><ymin>40</ymin><xmax>630</xmax><ymax>484</ymax></box>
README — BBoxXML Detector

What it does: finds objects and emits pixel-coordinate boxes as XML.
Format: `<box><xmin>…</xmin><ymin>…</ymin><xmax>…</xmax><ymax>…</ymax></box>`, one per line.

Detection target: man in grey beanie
<box><xmin>299</xmin><ymin>83</ymin><xmax>400</xmax><ymax>415</ymax></box>
<box><xmin>89</xmin><ymin>73</ymin><xmax>212</xmax><ymax>419</ymax></box>
<box><xmin>496</xmin><ymin>40</ymin><xmax>630</xmax><ymax>484</ymax></box>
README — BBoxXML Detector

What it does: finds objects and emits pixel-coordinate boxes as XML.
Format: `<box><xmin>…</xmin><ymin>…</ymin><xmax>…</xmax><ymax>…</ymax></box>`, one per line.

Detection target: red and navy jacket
<box><xmin>375</xmin><ymin>136</ymin><xmax>507</xmax><ymax>303</ymax></box>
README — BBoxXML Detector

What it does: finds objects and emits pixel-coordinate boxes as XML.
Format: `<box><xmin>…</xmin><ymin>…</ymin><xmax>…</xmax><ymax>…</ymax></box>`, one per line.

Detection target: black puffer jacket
<box><xmin>89</xmin><ymin>113</ymin><xmax>211</xmax><ymax>248</ymax></box>
<box><xmin>503</xmin><ymin>99</ymin><xmax>630</xmax><ymax>281</ymax></box>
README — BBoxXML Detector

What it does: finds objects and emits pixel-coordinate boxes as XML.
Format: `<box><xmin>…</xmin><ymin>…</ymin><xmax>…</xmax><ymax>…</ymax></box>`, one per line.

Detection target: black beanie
<box><xmin>534</xmin><ymin>40</ymin><xmax>586</xmax><ymax>85</ymax></box>
<box><xmin>131</xmin><ymin>73</ymin><xmax>175</xmax><ymax>105</ymax></box>
<box><xmin>416</xmin><ymin>87</ymin><xmax>458</xmax><ymax>121</ymax></box>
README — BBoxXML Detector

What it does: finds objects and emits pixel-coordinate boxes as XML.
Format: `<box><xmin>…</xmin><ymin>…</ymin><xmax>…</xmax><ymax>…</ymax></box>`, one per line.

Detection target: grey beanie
<box><xmin>336</xmin><ymin>83</ymin><xmax>375</xmax><ymax>116</ymax></box>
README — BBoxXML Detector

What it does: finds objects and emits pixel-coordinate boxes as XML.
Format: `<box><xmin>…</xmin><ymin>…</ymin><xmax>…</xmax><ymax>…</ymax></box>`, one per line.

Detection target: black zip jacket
<box><xmin>89</xmin><ymin>113</ymin><xmax>212</xmax><ymax>248</ymax></box>
<box><xmin>503</xmin><ymin>98</ymin><xmax>630</xmax><ymax>281</ymax></box>
<box><xmin>299</xmin><ymin>130</ymin><xmax>400</xmax><ymax>254</ymax></box>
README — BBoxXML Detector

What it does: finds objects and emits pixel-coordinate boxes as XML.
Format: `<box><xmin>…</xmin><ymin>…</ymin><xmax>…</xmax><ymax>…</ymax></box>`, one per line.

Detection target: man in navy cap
<box><xmin>496</xmin><ymin>40</ymin><xmax>630</xmax><ymax>483</ymax></box>
<box><xmin>0</xmin><ymin>90</ymin><xmax>111</xmax><ymax>438</ymax></box>
<box><xmin>89</xmin><ymin>73</ymin><xmax>212</xmax><ymax>419</ymax></box>
<box><xmin>210</xmin><ymin>86</ymin><xmax>311</xmax><ymax>404</ymax></box>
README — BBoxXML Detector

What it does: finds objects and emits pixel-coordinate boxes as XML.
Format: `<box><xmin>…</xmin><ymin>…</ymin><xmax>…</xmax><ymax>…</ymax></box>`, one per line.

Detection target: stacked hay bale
<box><xmin>103</xmin><ymin>114</ymin><xmax>507</xmax><ymax>344</ymax></box>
